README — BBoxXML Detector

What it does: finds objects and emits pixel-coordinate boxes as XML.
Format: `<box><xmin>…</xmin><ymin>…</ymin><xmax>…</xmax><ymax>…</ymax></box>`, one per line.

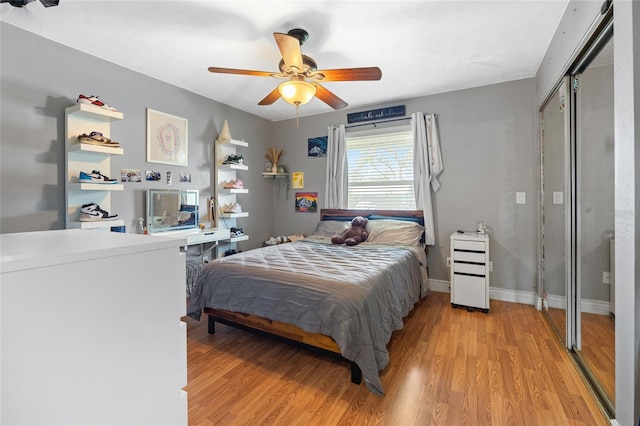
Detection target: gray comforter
<box><xmin>186</xmin><ymin>237</ymin><xmax>424</xmax><ymax>395</ymax></box>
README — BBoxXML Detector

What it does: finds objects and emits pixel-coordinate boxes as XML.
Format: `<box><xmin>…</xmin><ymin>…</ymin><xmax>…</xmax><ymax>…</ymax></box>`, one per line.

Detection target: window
<box><xmin>345</xmin><ymin>126</ymin><xmax>415</xmax><ymax>210</ymax></box>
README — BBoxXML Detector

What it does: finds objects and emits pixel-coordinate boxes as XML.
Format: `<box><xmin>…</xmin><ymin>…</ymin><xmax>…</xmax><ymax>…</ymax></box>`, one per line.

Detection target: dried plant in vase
<box><xmin>265</xmin><ymin>147</ymin><xmax>285</xmax><ymax>173</ymax></box>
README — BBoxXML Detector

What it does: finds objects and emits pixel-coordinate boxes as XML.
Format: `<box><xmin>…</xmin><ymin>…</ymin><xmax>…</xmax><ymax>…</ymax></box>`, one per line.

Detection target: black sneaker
<box><xmin>230</xmin><ymin>227</ymin><xmax>244</xmax><ymax>236</ymax></box>
<box><xmin>222</xmin><ymin>154</ymin><xmax>244</xmax><ymax>165</ymax></box>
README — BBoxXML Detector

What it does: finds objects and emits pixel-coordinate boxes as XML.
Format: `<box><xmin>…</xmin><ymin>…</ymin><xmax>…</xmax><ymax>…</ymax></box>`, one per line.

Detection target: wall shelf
<box><xmin>65</xmin><ymin>104</ymin><xmax>124</xmax><ymax>230</ymax></box>
<box><xmin>262</xmin><ymin>172</ymin><xmax>289</xmax><ymax>179</ymax></box>
<box><xmin>214</xmin><ymin>129</ymin><xmax>250</xmax><ymax>257</ymax></box>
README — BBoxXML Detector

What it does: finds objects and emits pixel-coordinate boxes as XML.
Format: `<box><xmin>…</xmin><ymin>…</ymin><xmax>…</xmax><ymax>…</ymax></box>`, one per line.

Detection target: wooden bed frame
<box><xmin>205</xmin><ymin>209</ymin><xmax>425</xmax><ymax>386</ymax></box>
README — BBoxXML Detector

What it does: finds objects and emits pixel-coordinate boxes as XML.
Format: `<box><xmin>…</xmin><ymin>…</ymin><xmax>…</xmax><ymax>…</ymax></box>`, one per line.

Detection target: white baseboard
<box><xmin>545</xmin><ymin>293</ymin><xmax>611</xmax><ymax>316</ymax></box>
<box><xmin>428</xmin><ymin>279</ymin><xmax>610</xmax><ymax>315</ymax></box>
<box><xmin>428</xmin><ymin>279</ymin><xmax>450</xmax><ymax>293</ymax></box>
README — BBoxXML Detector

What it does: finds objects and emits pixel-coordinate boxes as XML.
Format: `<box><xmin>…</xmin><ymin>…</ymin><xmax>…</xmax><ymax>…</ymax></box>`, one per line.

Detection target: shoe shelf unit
<box><xmin>214</xmin><ymin>138</ymin><xmax>249</xmax><ymax>251</ymax></box>
<box><xmin>65</xmin><ymin>103</ymin><xmax>124</xmax><ymax>230</ymax></box>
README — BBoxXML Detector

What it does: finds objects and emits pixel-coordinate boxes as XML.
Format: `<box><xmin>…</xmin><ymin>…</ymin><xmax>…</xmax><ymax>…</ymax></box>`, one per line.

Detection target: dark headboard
<box><xmin>320</xmin><ymin>209</ymin><xmax>425</xmax><ymax>226</ymax></box>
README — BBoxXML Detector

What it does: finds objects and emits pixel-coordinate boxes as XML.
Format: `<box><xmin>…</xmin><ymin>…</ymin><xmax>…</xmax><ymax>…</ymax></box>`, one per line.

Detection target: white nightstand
<box><xmin>450</xmin><ymin>232</ymin><xmax>490</xmax><ymax>313</ymax></box>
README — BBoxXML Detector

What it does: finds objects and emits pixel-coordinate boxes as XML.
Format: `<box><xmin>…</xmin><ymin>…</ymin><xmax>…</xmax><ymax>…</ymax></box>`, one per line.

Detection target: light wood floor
<box><xmin>185</xmin><ymin>292</ymin><xmax>610</xmax><ymax>425</ymax></box>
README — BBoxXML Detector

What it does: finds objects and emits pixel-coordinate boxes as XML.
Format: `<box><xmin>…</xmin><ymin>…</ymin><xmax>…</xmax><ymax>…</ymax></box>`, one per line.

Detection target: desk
<box><xmin>150</xmin><ymin>227</ymin><xmax>230</xmax><ymax>245</ymax></box>
<box><xmin>150</xmin><ymin>228</ymin><xmax>231</xmax><ymax>260</ymax></box>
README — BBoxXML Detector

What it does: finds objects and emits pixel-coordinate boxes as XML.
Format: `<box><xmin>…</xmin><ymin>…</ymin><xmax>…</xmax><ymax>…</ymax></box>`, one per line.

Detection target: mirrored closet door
<box><xmin>539</xmin><ymin>18</ymin><xmax>615</xmax><ymax>417</ymax></box>
<box><xmin>574</xmin><ymin>32</ymin><xmax>615</xmax><ymax>411</ymax></box>
<box><xmin>540</xmin><ymin>77</ymin><xmax>572</xmax><ymax>346</ymax></box>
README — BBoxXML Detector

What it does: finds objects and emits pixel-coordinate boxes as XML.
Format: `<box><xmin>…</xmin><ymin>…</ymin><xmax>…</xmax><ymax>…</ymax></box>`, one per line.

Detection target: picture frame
<box><xmin>146</xmin><ymin>108</ymin><xmax>188</xmax><ymax>166</ymax></box>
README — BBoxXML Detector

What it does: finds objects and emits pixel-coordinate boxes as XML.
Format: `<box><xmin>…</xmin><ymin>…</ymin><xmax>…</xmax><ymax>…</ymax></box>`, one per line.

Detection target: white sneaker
<box><xmin>79</xmin><ymin>202</ymin><xmax>118</xmax><ymax>221</ymax></box>
<box><xmin>222</xmin><ymin>203</ymin><xmax>242</xmax><ymax>213</ymax></box>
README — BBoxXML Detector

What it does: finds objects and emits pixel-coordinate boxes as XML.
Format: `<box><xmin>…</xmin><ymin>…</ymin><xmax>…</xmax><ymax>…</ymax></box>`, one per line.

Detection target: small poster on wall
<box><xmin>308</xmin><ymin>136</ymin><xmax>327</xmax><ymax>157</ymax></box>
<box><xmin>291</xmin><ymin>172</ymin><xmax>304</xmax><ymax>189</ymax></box>
<box><xmin>121</xmin><ymin>168</ymin><xmax>142</xmax><ymax>182</ymax></box>
<box><xmin>295</xmin><ymin>192</ymin><xmax>318</xmax><ymax>213</ymax></box>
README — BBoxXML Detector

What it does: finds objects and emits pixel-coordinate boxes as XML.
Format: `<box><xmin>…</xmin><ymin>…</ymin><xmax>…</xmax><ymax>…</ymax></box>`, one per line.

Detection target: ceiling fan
<box><xmin>208</xmin><ymin>28</ymin><xmax>382</xmax><ymax>113</ymax></box>
<box><xmin>1</xmin><ymin>0</ymin><xmax>58</xmax><ymax>7</ymax></box>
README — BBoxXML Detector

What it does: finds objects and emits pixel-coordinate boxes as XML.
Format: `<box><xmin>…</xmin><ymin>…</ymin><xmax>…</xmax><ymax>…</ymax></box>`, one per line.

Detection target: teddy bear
<box><xmin>331</xmin><ymin>216</ymin><xmax>369</xmax><ymax>246</ymax></box>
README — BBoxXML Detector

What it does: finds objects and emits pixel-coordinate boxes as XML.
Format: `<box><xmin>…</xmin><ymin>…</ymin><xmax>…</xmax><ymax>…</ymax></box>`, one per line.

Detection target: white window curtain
<box><xmin>323</xmin><ymin>124</ymin><xmax>347</xmax><ymax>208</ymax></box>
<box><xmin>412</xmin><ymin>112</ymin><xmax>443</xmax><ymax>245</ymax></box>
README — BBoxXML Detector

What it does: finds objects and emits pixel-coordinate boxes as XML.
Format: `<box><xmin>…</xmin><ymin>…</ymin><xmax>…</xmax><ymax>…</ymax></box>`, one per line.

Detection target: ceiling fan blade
<box><xmin>314</xmin><ymin>67</ymin><xmax>382</xmax><ymax>82</ymax></box>
<box><xmin>258</xmin><ymin>87</ymin><xmax>282</xmax><ymax>106</ymax></box>
<box><xmin>312</xmin><ymin>83</ymin><xmax>348</xmax><ymax>110</ymax></box>
<box><xmin>273</xmin><ymin>32</ymin><xmax>303</xmax><ymax>72</ymax></box>
<box><xmin>208</xmin><ymin>67</ymin><xmax>273</xmax><ymax>77</ymax></box>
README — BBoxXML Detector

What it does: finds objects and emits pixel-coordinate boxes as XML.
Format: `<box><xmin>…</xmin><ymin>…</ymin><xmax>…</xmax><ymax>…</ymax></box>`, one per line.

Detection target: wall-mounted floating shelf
<box><xmin>262</xmin><ymin>172</ymin><xmax>289</xmax><ymax>179</ymax></box>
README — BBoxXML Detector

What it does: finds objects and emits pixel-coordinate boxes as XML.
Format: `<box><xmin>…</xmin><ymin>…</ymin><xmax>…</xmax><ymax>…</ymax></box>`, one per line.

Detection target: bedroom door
<box><xmin>540</xmin><ymin>76</ymin><xmax>573</xmax><ymax>347</ymax></box>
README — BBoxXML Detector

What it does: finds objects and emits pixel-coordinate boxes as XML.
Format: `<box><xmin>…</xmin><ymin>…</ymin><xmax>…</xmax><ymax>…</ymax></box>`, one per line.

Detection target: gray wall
<box><xmin>272</xmin><ymin>79</ymin><xmax>539</xmax><ymax>289</ymax></box>
<box><xmin>1</xmin><ymin>23</ymin><xmax>275</xmax><ymax>249</ymax></box>
<box><xmin>2</xmin><ymin>24</ymin><xmax>540</xmax><ymax>293</ymax></box>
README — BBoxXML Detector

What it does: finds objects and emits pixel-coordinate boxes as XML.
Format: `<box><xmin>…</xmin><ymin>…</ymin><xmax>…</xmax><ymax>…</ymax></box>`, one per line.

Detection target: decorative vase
<box><xmin>271</xmin><ymin>164</ymin><xmax>278</xmax><ymax>174</ymax></box>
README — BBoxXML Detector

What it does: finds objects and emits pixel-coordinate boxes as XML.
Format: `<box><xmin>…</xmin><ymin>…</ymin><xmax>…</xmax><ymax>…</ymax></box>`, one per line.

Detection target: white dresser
<box><xmin>450</xmin><ymin>232</ymin><xmax>490</xmax><ymax>312</ymax></box>
<box><xmin>1</xmin><ymin>229</ymin><xmax>188</xmax><ymax>425</ymax></box>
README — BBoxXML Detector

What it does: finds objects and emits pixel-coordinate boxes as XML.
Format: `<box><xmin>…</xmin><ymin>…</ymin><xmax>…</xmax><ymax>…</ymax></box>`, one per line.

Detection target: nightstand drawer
<box><xmin>453</xmin><ymin>250</ymin><xmax>486</xmax><ymax>263</ymax></box>
<box><xmin>453</xmin><ymin>263</ymin><xmax>486</xmax><ymax>276</ymax></box>
<box><xmin>453</xmin><ymin>239</ymin><xmax>486</xmax><ymax>251</ymax></box>
<box><xmin>453</xmin><ymin>273</ymin><xmax>486</xmax><ymax>287</ymax></box>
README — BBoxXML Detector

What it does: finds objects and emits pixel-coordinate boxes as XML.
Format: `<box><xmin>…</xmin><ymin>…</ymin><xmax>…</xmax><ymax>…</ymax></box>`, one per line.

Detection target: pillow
<box><xmin>368</xmin><ymin>213</ymin><xmax>424</xmax><ymax>226</ymax></box>
<box><xmin>312</xmin><ymin>220</ymin><xmax>351</xmax><ymax>237</ymax></box>
<box><xmin>366</xmin><ymin>219</ymin><xmax>425</xmax><ymax>246</ymax></box>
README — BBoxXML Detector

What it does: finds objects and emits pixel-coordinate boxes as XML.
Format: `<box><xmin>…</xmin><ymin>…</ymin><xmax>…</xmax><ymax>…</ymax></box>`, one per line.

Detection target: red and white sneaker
<box><xmin>77</xmin><ymin>94</ymin><xmax>117</xmax><ymax>111</ymax></box>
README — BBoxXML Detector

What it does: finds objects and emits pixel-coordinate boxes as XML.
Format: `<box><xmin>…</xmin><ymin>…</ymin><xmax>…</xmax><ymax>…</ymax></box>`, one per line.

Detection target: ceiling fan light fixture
<box><xmin>278</xmin><ymin>80</ymin><xmax>316</xmax><ymax>106</ymax></box>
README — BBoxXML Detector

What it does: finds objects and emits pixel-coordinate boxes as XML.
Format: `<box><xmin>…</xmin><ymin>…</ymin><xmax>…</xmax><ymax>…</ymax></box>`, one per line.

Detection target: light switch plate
<box><xmin>516</xmin><ymin>192</ymin><xmax>526</xmax><ymax>204</ymax></box>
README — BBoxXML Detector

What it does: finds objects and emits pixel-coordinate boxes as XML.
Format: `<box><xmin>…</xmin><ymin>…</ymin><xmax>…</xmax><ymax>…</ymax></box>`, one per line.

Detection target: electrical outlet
<box><xmin>446</xmin><ymin>257</ymin><xmax>451</xmax><ymax>267</ymax></box>
<box><xmin>516</xmin><ymin>192</ymin><xmax>526</xmax><ymax>204</ymax></box>
<box><xmin>603</xmin><ymin>271</ymin><xmax>610</xmax><ymax>284</ymax></box>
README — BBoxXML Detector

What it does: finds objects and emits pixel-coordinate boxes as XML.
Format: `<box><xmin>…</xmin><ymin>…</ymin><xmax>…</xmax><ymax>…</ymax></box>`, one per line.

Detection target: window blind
<box><xmin>346</xmin><ymin>126</ymin><xmax>416</xmax><ymax>210</ymax></box>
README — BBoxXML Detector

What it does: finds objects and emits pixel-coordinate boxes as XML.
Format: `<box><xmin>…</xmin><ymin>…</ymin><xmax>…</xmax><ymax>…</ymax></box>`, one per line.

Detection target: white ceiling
<box><xmin>1</xmin><ymin>0</ymin><xmax>568</xmax><ymax>122</ymax></box>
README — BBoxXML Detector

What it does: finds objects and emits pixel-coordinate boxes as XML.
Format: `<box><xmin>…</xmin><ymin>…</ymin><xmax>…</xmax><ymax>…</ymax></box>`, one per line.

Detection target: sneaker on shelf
<box><xmin>230</xmin><ymin>227</ymin><xmax>244</xmax><ymax>237</ymax></box>
<box><xmin>78</xmin><ymin>170</ymin><xmax>118</xmax><ymax>184</ymax></box>
<box><xmin>222</xmin><ymin>154</ymin><xmax>244</xmax><ymax>165</ymax></box>
<box><xmin>221</xmin><ymin>202</ymin><xmax>242</xmax><ymax>213</ymax></box>
<box><xmin>223</xmin><ymin>179</ymin><xmax>244</xmax><ymax>189</ymax></box>
<box><xmin>77</xmin><ymin>131</ymin><xmax>120</xmax><ymax>148</ymax></box>
<box><xmin>79</xmin><ymin>202</ymin><xmax>118</xmax><ymax>221</ymax></box>
<box><xmin>77</xmin><ymin>94</ymin><xmax>118</xmax><ymax>111</ymax></box>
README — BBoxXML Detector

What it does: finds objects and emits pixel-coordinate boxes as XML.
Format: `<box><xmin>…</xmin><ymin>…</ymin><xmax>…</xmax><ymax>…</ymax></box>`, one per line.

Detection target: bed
<box><xmin>186</xmin><ymin>209</ymin><xmax>429</xmax><ymax>396</ymax></box>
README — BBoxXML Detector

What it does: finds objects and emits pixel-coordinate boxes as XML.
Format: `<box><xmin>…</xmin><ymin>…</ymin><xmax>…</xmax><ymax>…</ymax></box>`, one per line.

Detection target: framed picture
<box><xmin>147</xmin><ymin>108</ymin><xmax>188</xmax><ymax>166</ymax></box>
<box><xmin>292</xmin><ymin>171</ymin><xmax>304</xmax><ymax>189</ymax></box>
<box><xmin>295</xmin><ymin>192</ymin><xmax>318</xmax><ymax>213</ymax></box>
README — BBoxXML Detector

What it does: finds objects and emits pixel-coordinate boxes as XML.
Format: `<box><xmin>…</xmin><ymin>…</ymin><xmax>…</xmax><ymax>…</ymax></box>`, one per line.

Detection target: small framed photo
<box><xmin>147</xmin><ymin>108</ymin><xmax>188</xmax><ymax>166</ymax></box>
